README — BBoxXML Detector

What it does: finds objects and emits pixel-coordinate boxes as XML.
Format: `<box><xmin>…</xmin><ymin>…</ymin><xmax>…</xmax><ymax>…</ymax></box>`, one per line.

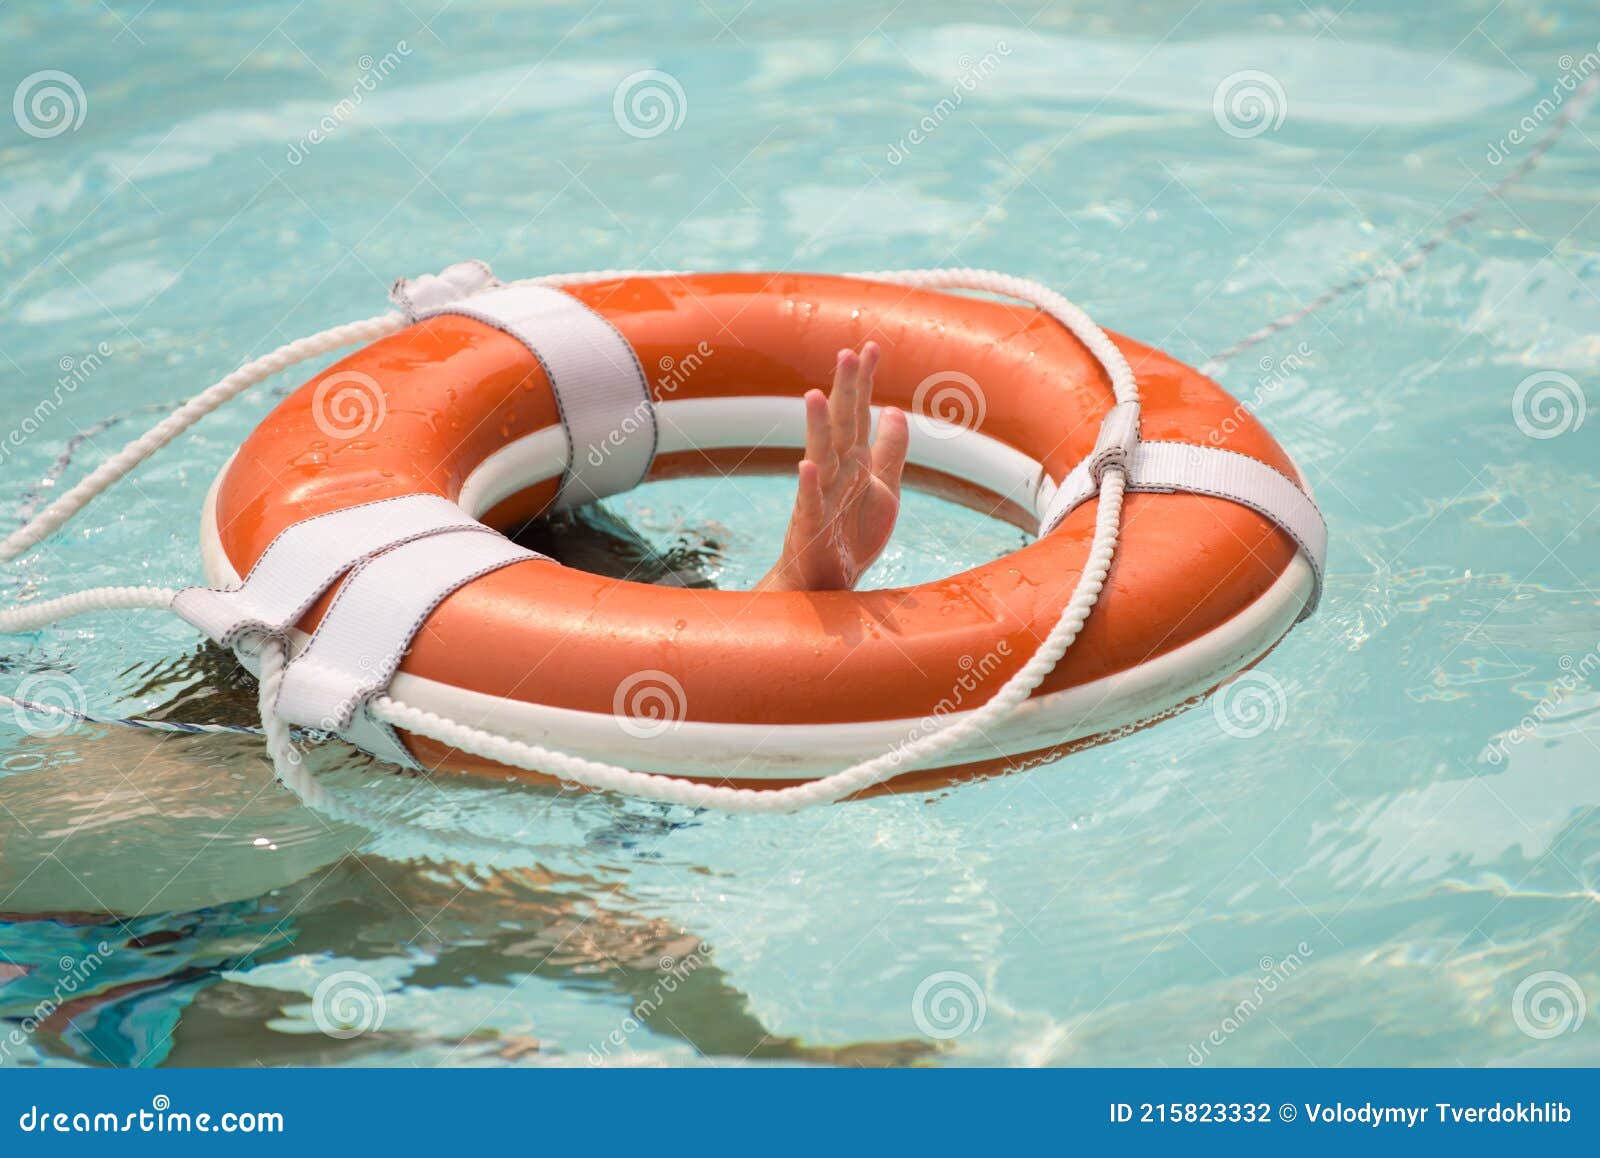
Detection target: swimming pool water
<box><xmin>1</xmin><ymin>0</ymin><xmax>1597</xmax><ymax>1067</ymax></box>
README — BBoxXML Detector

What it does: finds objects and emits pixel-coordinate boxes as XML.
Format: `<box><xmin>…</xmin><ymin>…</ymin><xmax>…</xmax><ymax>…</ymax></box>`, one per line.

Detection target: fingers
<box><xmin>829</xmin><ymin>348</ymin><xmax>860</xmax><ymax>452</ymax></box>
<box><xmin>855</xmin><ymin>341</ymin><xmax>879</xmax><ymax>445</ymax></box>
<box><xmin>826</xmin><ymin>341</ymin><xmax>880</xmax><ymax>458</ymax></box>
<box><xmin>870</xmin><ymin>406</ymin><xmax>909</xmax><ymax>494</ymax></box>
<box><xmin>758</xmin><ymin>458</ymin><xmax>830</xmax><ymax>593</ymax></box>
<box><xmin>792</xmin><ymin>459</ymin><xmax>826</xmax><ymax>542</ymax></box>
<box><xmin>802</xmin><ymin>388</ymin><xmax>832</xmax><ymax>478</ymax></box>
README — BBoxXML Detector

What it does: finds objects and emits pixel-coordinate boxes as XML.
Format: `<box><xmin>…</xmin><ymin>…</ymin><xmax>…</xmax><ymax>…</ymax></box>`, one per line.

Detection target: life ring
<box><xmin>189</xmin><ymin>270</ymin><xmax>1324</xmax><ymax>796</ymax></box>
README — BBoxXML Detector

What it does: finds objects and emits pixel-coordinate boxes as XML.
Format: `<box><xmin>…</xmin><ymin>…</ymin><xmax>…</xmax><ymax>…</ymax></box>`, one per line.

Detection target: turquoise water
<box><xmin>2</xmin><ymin>0</ymin><xmax>1598</xmax><ymax>1067</ymax></box>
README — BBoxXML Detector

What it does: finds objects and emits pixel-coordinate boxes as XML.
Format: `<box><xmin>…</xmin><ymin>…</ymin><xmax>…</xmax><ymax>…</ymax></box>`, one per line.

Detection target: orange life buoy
<box><xmin>197</xmin><ymin>272</ymin><xmax>1319</xmax><ymax>795</ymax></box>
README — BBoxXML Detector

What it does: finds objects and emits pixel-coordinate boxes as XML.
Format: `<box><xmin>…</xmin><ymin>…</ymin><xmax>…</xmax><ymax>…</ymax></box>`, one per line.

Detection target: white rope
<box><xmin>250</xmin><ymin>633</ymin><xmax>325</xmax><ymax>807</ymax></box>
<box><xmin>0</xmin><ymin>585</ymin><xmax>176</xmax><ymax>632</ymax></box>
<box><xmin>0</xmin><ymin>313</ymin><xmax>407</xmax><ymax>566</ymax></box>
<box><xmin>1</xmin><ymin>268</ymin><xmax>1134</xmax><ymax>815</ymax></box>
<box><xmin>849</xmin><ymin>268</ymin><xmax>1139</xmax><ymax>408</ymax></box>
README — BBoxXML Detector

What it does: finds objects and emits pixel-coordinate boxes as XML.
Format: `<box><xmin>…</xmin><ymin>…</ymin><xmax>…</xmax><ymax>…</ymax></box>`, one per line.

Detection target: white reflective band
<box><xmin>172</xmin><ymin>494</ymin><xmax>489</xmax><ymax>645</ymax></box>
<box><xmin>1040</xmin><ymin>440</ymin><xmax>1328</xmax><ymax>618</ymax></box>
<box><xmin>416</xmin><ymin>284</ymin><xmax>656</xmax><ymax>509</ymax></box>
<box><xmin>272</xmin><ymin>528</ymin><xmax>544</xmax><ymax>737</ymax></box>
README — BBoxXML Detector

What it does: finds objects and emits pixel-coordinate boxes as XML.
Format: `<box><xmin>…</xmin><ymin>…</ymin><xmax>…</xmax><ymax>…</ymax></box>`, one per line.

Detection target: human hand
<box><xmin>755</xmin><ymin>341</ymin><xmax>909</xmax><ymax>592</ymax></box>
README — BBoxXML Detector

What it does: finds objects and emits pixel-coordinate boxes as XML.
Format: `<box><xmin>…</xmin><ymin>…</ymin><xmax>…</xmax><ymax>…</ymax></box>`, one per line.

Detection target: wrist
<box><xmin>754</xmin><ymin>559</ymin><xmax>804</xmax><ymax>592</ymax></box>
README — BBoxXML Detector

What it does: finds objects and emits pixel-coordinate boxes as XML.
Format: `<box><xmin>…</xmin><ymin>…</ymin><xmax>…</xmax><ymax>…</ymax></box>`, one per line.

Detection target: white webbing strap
<box><xmin>1040</xmin><ymin>440</ymin><xmax>1328</xmax><ymax>618</ymax></box>
<box><xmin>409</xmin><ymin>282</ymin><xmax>656</xmax><ymax>508</ymax></box>
<box><xmin>171</xmin><ymin>494</ymin><xmax>490</xmax><ymax>645</ymax></box>
<box><xmin>271</xmin><ymin>528</ymin><xmax>546</xmax><ymax>762</ymax></box>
